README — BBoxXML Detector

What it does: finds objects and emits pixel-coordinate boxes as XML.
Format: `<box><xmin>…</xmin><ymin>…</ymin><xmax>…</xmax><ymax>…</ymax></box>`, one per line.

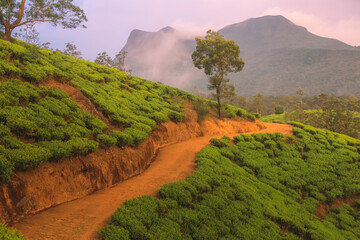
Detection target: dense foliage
<box><xmin>256</xmin><ymin>93</ymin><xmax>360</xmax><ymax>139</ymax></box>
<box><xmin>102</xmin><ymin>123</ymin><xmax>360</xmax><ymax>239</ymax></box>
<box><xmin>0</xmin><ymin>79</ymin><xmax>103</xmax><ymax>182</ymax></box>
<box><xmin>0</xmin><ymin>0</ymin><xmax>87</xmax><ymax>41</ymax></box>
<box><xmin>192</xmin><ymin>30</ymin><xmax>244</xmax><ymax>119</ymax></box>
<box><xmin>0</xmin><ymin>224</ymin><xmax>25</xmax><ymax>239</ymax></box>
<box><xmin>0</xmin><ymin>36</ymin><xmax>254</xmax><ymax>237</ymax></box>
<box><xmin>0</xmin><ymin>38</ymin><xmax>255</xmax><ymax>183</ymax></box>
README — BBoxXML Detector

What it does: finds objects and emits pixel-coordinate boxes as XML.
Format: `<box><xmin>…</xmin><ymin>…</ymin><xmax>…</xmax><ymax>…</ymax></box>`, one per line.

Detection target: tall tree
<box><xmin>94</xmin><ymin>52</ymin><xmax>113</xmax><ymax>68</ymax></box>
<box><xmin>58</xmin><ymin>42</ymin><xmax>82</xmax><ymax>59</ymax></box>
<box><xmin>0</xmin><ymin>0</ymin><xmax>87</xmax><ymax>41</ymax></box>
<box><xmin>251</xmin><ymin>93</ymin><xmax>266</xmax><ymax>115</ymax></box>
<box><xmin>95</xmin><ymin>50</ymin><xmax>131</xmax><ymax>74</ymax></box>
<box><xmin>114</xmin><ymin>50</ymin><xmax>129</xmax><ymax>73</ymax></box>
<box><xmin>192</xmin><ymin>30</ymin><xmax>244</xmax><ymax>119</ymax></box>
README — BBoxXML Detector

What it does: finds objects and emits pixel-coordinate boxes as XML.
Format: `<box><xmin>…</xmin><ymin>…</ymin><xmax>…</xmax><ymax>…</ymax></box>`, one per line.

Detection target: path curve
<box><xmin>13</xmin><ymin>122</ymin><xmax>292</xmax><ymax>240</ymax></box>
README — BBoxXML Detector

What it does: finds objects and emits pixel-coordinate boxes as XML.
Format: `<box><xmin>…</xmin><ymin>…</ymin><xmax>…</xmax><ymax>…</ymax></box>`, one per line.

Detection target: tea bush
<box><xmin>0</xmin><ymin>38</ymin><xmax>254</xmax><ymax>183</ymax></box>
<box><xmin>102</xmin><ymin>124</ymin><xmax>360</xmax><ymax>239</ymax></box>
<box><xmin>98</xmin><ymin>134</ymin><xmax>118</xmax><ymax>147</ymax></box>
<box><xmin>0</xmin><ymin>37</ymin><xmax>254</xmax><ymax>134</ymax></box>
<box><xmin>0</xmin><ymin>80</ymin><xmax>104</xmax><ymax>181</ymax></box>
<box><xmin>0</xmin><ymin>224</ymin><xmax>25</xmax><ymax>240</ymax></box>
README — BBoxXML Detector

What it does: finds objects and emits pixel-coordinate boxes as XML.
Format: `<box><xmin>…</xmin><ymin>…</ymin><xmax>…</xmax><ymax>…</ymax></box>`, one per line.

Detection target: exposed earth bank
<box><xmin>0</xmin><ymin>101</ymin><xmax>266</xmax><ymax>225</ymax></box>
<box><xmin>12</xmin><ymin>121</ymin><xmax>293</xmax><ymax>240</ymax></box>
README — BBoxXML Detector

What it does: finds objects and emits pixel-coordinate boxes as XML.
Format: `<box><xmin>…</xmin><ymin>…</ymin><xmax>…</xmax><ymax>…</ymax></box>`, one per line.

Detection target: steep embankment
<box><xmin>13</xmin><ymin>122</ymin><xmax>292</xmax><ymax>240</ymax></box>
<box><xmin>0</xmin><ymin>36</ymin><xmax>259</xmax><ymax>237</ymax></box>
<box><xmin>98</xmin><ymin>123</ymin><xmax>360</xmax><ymax>240</ymax></box>
<box><xmin>0</xmin><ymin>99</ymin><xmax>255</xmax><ymax>225</ymax></box>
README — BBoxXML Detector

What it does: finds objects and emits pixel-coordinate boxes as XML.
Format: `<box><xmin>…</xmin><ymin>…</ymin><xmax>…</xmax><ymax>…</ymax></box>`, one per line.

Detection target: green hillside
<box><xmin>0</xmin><ymin>36</ymin><xmax>255</xmax><ymax>182</ymax></box>
<box><xmin>0</xmin><ymin>36</ymin><xmax>255</xmax><ymax>237</ymax></box>
<box><xmin>260</xmin><ymin>109</ymin><xmax>360</xmax><ymax>139</ymax></box>
<box><xmin>101</xmin><ymin>123</ymin><xmax>360</xmax><ymax>240</ymax></box>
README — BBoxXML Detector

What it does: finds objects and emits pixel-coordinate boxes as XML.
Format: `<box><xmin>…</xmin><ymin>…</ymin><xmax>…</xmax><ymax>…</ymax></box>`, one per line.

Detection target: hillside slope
<box><xmin>121</xmin><ymin>15</ymin><xmax>360</xmax><ymax>96</ymax></box>
<box><xmin>101</xmin><ymin>123</ymin><xmax>360</xmax><ymax>240</ymax></box>
<box><xmin>12</xmin><ymin>122</ymin><xmax>291</xmax><ymax>240</ymax></box>
<box><xmin>0</xmin><ymin>36</ymin><xmax>255</xmax><ymax>227</ymax></box>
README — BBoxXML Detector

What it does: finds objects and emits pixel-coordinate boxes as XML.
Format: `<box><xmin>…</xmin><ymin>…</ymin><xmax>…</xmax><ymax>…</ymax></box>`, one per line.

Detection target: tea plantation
<box><xmin>0</xmin><ymin>37</ymin><xmax>255</xmax><ymax>237</ymax></box>
<box><xmin>101</xmin><ymin>123</ymin><xmax>360</xmax><ymax>240</ymax></box>
<box><xmin>0</xmin><ymin>37</ymin><xmax>256</xmax><ymax>184</ymax></box>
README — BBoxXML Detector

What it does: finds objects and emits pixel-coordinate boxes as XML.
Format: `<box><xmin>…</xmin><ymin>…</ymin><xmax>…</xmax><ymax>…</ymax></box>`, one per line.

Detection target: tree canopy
<box><xmin>0</xmin><ymin>0</ymin><xmax>87</xmax><ymax>41</ymax></box>
<box><xmin>192</xmin><ymin>30</ymin><xmax>244</xmax><ymax>119</ymax></box>
<box><xmin>94</xmin><ymin>50</ymin><xmax>132</xmax><ymax>74</ymax></box>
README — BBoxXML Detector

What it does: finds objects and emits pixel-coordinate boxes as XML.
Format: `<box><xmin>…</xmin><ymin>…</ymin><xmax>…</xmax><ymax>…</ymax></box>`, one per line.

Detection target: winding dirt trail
<box><xmin>13</xmin><ymin>122</ymin><xmax>292</xmax><ymax>240</ymax></box>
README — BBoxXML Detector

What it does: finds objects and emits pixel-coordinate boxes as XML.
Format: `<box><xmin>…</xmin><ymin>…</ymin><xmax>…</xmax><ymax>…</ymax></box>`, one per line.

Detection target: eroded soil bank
<box><xmin>0</xmin><ymin>103</ymin><xmax>265</xmax><ymax>225</ymax></box>
<box><xmin>12</xmin><ymin>122</ymin><xmax>293</xmax><ymax>240</ymax></box>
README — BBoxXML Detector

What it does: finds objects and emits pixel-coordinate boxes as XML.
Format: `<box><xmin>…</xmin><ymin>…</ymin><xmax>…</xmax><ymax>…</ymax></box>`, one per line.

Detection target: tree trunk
<box><xmin>4</xmin><ymin>25</ymin><xmax>12</xmax><ymax>41</ymax></box>
<box><xmin>216</xmin><ymin>87</ymin><xmax>222</xmax><ymax>119</ymax></box>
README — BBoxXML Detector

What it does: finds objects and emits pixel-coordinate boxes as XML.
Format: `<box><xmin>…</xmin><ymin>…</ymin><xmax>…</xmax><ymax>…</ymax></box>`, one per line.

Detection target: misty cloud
<box><xmin>122</xmin><ymin>27</ymin><xmax>205</xmax><ymax>89</ymax></box>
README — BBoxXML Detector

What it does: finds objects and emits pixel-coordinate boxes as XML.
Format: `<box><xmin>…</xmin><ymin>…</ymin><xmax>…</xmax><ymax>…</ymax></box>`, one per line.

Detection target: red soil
<box><xmin>315</xmin><ymin>195</ymin><xmax>360</xmax><ymax>218</ymax></box>
<box><xmin>41</xmin><ymin>80</ymin><xmax>122</xmax><ymax>132</ymax></box>
<box><xmin>12</xmin><ymin>122</ymin><xmax>293</xmax><ymax>240</ymax></box>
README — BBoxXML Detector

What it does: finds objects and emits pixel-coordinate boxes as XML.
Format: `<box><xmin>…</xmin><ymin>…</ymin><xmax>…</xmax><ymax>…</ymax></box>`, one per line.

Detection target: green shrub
<box><xmin>168</xmin><ymin>110</ymin><xmax>185</xmax><ymax>123</ymax></box>
<box><xmin>98</xmin><ymin>134</ymin><xmax>117</xmax><ymax>147</ymax></box>
<box><xmin>150</xmin><ymin>112</ymin><xmax>169</xmax><ymax>123</ymax></box>
<box><xmin>37</xmin><ymin>140</ymin><xmax>73</xmax><ymax>161</ymax></box>
<box><xmin>275</xmin><ymin>106</ymin><xmax>284</xmax><ymax>114</ymax></box>
<box><xmin>254</xmin><ymin>113</ymin><xmax>261</xmax><ymax>119</ymax></box>
<box><xmin>101</xmin><ymin>225</ymin><xmax>130</xmax><ymax>240</ymax></box>
<box><xmin>193</xmin><ymin>100</ymin><xmax>210</xmax><ymax>122</ymax></box>
<box><xmin>148</xmin><ymin>218</ymin><xmax>182</xmax><ymax>240</ymax></box>
<box><xmin>210</xmin><ymin>136</ymin><xmax>231</xmax><ymax>148</ymax></box>
<box><xmin>21</xmin><ymin>63</ymin><xmax>47</xmax><ymax>83</ymax></box>
<box><xmin>0</xmin><ymin>123</ymin><xmax>11</xmax><ymax>137</ymax></box>
<box><xmin>0</xmin><ymin>155</ymin><xmax>14</xmax><ymax>182</ymax></box>
<box><xmin>158</xmin><ymin>181</ymin><xmax>197</xmax><ymax>206</ymax></box>
<box><xmin>0</xmin><ymin>224</ymin><xmax>25</xmax><ymax>240</ymax></box>
<box><xmin>102</xmin><ymin>125</ymin><xmax>360</xmax><ymax>239</ymax></box>
<box><xmin>6</xmin><ymin>145</ymin><xmax>52</xmax><ymax>170</ymax></box>
<box><xmin>124</xmin><ymin>128</ymin><xmax>147</xmax><ymax>145</ymax></box>
<box><xmin>110</xmin><ymin>131</ymin><xmax>134</xmax><ymax>147</ymax></box>
<box><xmin>67</xmin><ymin>137</ymin><xmax>99</xmax><ymax>155</ymax></box>
<box><xmin>0</xmin><ymin>59</ymin><xmax>21</xmax><ymax>76</ymax></box>
<box><xmin>246</xmin><ymin>114</ymin><xmax>256</xmax><ymax>122</ymax></box>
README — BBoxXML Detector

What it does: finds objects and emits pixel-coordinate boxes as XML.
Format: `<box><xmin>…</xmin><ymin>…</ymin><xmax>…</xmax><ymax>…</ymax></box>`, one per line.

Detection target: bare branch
<box><xmin>17</xmin><ymin>18</ymin><xmax>56</xmax><ymax>27</ymax></box>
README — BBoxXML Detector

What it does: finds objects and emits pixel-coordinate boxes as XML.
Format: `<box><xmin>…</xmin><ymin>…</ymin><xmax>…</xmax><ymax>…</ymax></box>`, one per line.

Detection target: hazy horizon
<box><xmin>31</xmin><ymin>0</ymin><xmax>360</xmax><ymax>60</ymax></box>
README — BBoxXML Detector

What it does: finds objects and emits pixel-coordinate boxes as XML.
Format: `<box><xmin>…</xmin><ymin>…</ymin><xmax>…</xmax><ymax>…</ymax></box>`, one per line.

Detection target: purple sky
<box><xmin>37</xmin><ymin>0</ymin><xmax>360</xmax><ymax>60</ymax></box>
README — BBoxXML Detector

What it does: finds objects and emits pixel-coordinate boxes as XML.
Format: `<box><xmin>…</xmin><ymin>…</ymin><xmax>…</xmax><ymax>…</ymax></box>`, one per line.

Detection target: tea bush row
<box><xmin>101</xmin><ymin>124</ymin><xmax>360</xmax><ymax>239</ymax></box>
<box><xmin>0</xmin><ymin>38</ymin><xmax>255</xmax><ymax>141</ymax></box>
<box><xmin>0</xmin><ymin>38</ymin><xmax>255</xmax><ymax>182</ymax></box>
<box><xmin>230</xmin><ymin>124</ymin><xmax>360</xmax><ymax>208</ymax></box>
<box><xmin>0</xmin><ymin>224</ymin><xmax>25</xmax><ymax>240</ymax></box>
<box><xmin>0</xmin><ymin>80</ymin><xmax>104</xmax><ymax>181</ymax></box>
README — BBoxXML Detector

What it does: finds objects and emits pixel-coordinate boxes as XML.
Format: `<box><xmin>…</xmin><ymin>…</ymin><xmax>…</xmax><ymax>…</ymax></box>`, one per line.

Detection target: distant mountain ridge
<box><xmin>219</xmin><ymin>15</ymin><xmax>355</xmax><ymax>52</ymax></box>
<box><xmin>121</xmin><ymin>15</ymin><xmax>360</xmax><ymax>96</ymax></box>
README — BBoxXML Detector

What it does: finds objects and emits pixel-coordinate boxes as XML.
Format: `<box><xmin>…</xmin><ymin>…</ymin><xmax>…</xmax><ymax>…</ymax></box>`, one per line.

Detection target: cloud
<box><xmin>170</xmin><ymin>20</ymin><xmax>217</xmax><ymax>39</ymax></box>
<box><xmin>263</xmin><ymin>7</ymin><xmax>360</xmax><ymax>46</ymax></box>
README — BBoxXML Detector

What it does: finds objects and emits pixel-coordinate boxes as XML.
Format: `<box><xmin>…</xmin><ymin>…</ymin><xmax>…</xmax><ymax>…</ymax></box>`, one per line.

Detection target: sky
<box><xmin>36</xmin><ymin>0</ymin><xmax>360</xmax><ymax>60</ymax></box>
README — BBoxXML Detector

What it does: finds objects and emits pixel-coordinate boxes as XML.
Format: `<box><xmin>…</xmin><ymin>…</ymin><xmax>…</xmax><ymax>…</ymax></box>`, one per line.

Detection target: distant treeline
<box><xmin>193</xmin><ymin>89</ymin><xmax>360</xmax><ymax>139</ymax></box>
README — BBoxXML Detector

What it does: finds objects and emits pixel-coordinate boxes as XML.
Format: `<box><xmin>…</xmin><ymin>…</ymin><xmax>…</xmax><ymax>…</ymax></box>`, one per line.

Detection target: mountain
<box><xmin>121</xmin><ymin>15</ymin><xmax>360</xmax><ymax>96</ymax></box>
<box><xmin>218</xmin><ymin>15</ymin><xmax>354</xmax><ymax>52</ymax></box>
<box><xmin>122</xmin><ymin>27</ymin><xmax>200</xmax><ymax>88</ymax></box>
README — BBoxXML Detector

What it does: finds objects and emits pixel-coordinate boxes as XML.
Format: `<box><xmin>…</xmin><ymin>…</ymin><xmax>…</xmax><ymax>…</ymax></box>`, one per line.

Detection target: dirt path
<box><xmin>13</xmin><ymin>123</ymin><xmax>292</xmax><ymax>240</ymax></box>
